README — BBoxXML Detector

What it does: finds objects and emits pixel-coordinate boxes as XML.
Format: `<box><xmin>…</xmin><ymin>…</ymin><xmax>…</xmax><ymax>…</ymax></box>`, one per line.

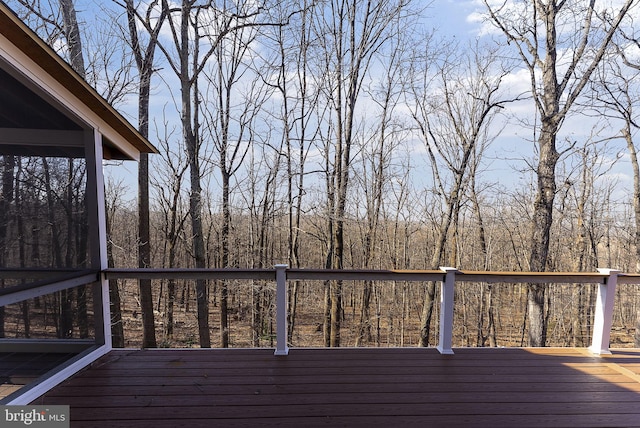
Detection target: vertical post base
<box><xmin>274</xmin><ymin>264</ymin><xmax>289</xmax><ymax>356</ymax></box>
<box><xmin>437</xmin><ymin>345</ymin><xmax>455</xmax><ymax>355</ymax></box>
<box><xmin>588</xmin><ymin>346</ymin><xmax>612</xmax><ymax>356</ymax></box>
<box><xmin>437</xmin><ymin>267</ymin><xmax>457</xmax><ymax>355</ymax></box>
<box><xmin>589</xmin><ymin>268</ymin><xmax>619</xmax><ymax>356</ymax></box>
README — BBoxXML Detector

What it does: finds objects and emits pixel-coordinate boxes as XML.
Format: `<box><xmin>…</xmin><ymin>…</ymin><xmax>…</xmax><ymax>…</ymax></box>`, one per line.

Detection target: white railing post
<box><xmin>437</xmin><ymin>267</ymin><xmax>457</xmax><ymax>355</ymax></box>
<box><xmin>274</xmin><ymin>264</ymin><xmax>289</xmax><ymax>356</ymax></box>
<box><xmin>93</xmin><ymin>273</ymin><xmax>112</xmax><ymax>349</ymax></box>
<box><xmin>589</xmin><ymin>268</ymin><xmax>620</xmax><ymax>355</ymax></box>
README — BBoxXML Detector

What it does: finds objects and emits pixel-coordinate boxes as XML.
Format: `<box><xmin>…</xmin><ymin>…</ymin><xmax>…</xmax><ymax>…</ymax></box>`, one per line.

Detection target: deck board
<box><xmin>35</xmin><ymin>347</ymin><xmax>640</xmax><ymax>427</ymax></box>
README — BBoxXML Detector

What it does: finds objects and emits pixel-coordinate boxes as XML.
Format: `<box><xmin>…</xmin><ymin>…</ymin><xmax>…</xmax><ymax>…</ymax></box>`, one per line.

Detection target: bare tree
<box><xmin>56</xmin><ymin>0</ymin><xmax>84</xmax><ymax>340</ymax></box>
<box><xmin>314</xmin><ymin>0</ymin><xmax>412</xmax><ymax>347</ymax></box>
<box><xmin>469</xmin><ymin>150</ymin><xmax>497</xmax><ymax>347</ymax></box>
<box><xmin>262</xmin><ymin>0</ymin><xmax>320</xmax><ymax>343</ymax></box>
<box><xmin>0</xmin><ymin>156</ymin><xmax>15</xmax><ymax>337</ymax></box>
<box><xmin>352</xmin><ymin>23</ymin><xmax>408</xmax><ymax>345</ymax></box>
<box><xmin>58</xmin><ymin>0</ymin><xmax>84</xmax><ymax>75</ymax></box>
<box><xmin>567</xmin><ymin>142</ymin><xmax>617</xmax><ymax>344</ymax></box>
<box><xmin>407</xmin><ymin>40</ymin><xmax>508</xmax><ymax>346</ymax></box>
<box><xmin>483</xmin><ymin>0</ymin><xmax>638</xmax><ymax>346</ymax></box>
<box><xmin>150</xmin><ymin>120</ymin><xmax>189</xmax><ymax>341</ymax></box>
<box><xmin>105</xmin><ymin>178</ymin><xmax>131</xmax><ymax>347</ymax></box>
<box><xmin>155</xmin><ymin>0</ymin><xmax>292</xmax><ymax>347</ymax></box>
<box><xmin>200</xmin><ymin>4</ymin><xmax>267</xmax><ymax>347</ymax></box>
<box><xmin>155</xmin><ymin>0</ymin><xmax>221</xmax><ymax>347</ymax></box>
<box><xmin>119</xmin><ymin>0</ymin><xmax>168</xmax><ymax>348</ymax></box>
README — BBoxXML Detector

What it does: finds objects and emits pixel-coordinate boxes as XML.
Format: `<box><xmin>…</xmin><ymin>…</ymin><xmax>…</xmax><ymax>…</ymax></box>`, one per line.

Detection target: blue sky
<box><xmin>427</xmin><ymin>0</ymin><xmax>483</xmax><ymax>40</ymax></box>
<box><xmin>428</xmin><ymin>1</ymin><xmax>482</xmax><ymax>38</ymax></box>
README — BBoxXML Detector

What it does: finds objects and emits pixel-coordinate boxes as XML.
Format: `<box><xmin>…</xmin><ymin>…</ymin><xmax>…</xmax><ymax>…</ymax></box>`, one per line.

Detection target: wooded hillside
<box><xmin>2</xmin><ymin>0</ymin><xmax>640</xmax><ymax>349</ymax></box>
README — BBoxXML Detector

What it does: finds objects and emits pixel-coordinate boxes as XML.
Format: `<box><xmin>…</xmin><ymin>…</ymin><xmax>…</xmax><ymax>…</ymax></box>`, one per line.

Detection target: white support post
<box><xmin>86</xmin><ymin>129</ymin><xmax>111</xmax><ymax>350</ymax></box>
<box><xmin>274</xmin><ymin>264</ymin><xmax>289</xmax><ymax>356</ymax></box>
<box><xmin>437</xmin><ymin>267</ymin><xmax>457</xmax><ymax>355</ymax></box>
<box><xmin>93</xmin><ymin>273</ymin><xmax>112</xmax><ymax>349</ymax></box>
<box><xmin>85</xmin><ymin>129</ymin><xmax>108</xmax><ymax>271</ymax></box>
<box><xmin>589</xmin><ymin>268</ymin><xmax>620</xmax><ymax>355</ymax></box>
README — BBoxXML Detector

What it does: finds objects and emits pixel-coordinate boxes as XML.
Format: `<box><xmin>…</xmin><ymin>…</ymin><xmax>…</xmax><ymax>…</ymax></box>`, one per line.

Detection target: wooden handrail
<box><xmin>104</xmin><ymin>268</ymin><xmax>275</xmax><ymax>281</ymax></box>
<box><xmin>453</xmin><ymin>270</ymin><xmax>606</xmax><ymax>284</ymax></box>
<box><xmin>103</xmin><ymin>267</ymin><xmax>620</xmax><ymax>284</ymax></box>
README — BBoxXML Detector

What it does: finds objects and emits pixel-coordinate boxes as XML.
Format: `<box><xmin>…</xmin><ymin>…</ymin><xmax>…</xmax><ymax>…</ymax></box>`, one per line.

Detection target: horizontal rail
<box><xmin>0</xmin><ymin>270</ymin><xmax>99</xmax><ymax>306</ymax></box>
<box><xmin>454</xmin><ymin>271</ymin><xmax>607</xmax><ymax>284</ymax></box>
<box><xmin>104</xmin><ymin>268</ymin><xmax>620</xmax><ymax>285</ymax></box>
<box><xmin>105</xmin><ymin>268</ymin><xmax>275</xmax><ymax>281</ymax></box>
<box><xmin>105</xmin><ymin>268</ymin><xmax>445</xmax><ymax>282</ymax></box>
<box><xmin>286</xmin><ymin>268</ymin><xmax>445</xmax><ymax>282</ymax></box>
<box><xmin>614</xmin><ymin>273</ymin><xmax>640</xmax><ymax>285</ymax></box>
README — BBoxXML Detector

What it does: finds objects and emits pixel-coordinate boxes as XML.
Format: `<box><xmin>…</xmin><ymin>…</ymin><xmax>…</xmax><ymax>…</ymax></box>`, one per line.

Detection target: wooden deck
<box><xmin>34</xmin><ymin>347</ymin><xmax>640</xmax><ymax>427</ymax></box>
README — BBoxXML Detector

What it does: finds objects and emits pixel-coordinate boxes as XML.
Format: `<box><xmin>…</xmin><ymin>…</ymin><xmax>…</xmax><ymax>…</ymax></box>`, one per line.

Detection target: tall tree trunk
<box><xmin>624</xmin><ymin>127</ymin><xmax>640</xmax><ymax>346</ymax></box>
<box><xmin>56</xmin><ymin>0</ymin><xmax>85</xmax><ymax>341</ymax></box>
<box><xmin>124</xmin><ymin>0</ymin><xmax>169</xmax><ymax>347</ymax></box>
<box><xmin>220</xmin><ymin>168</ymin><xmax>230</xmax><ymax>347</ymax></box>
<box><xmin>168</xmin><ymin>0</ymin><xmax>211</xmax><ymax>348</ymax></box>
<box><xmin>187</xmin><ymin>117</ymin><xmax>210</xmax><ymax>348</ymax></box>
<box><xmin>108</xmin><ymin>280</ymin><xmax>125</xmax><ymax>347</ymax></box>
<box><xmin>137</xmin><ymin>74</ymin><xmax>156</xmax><ymax>349</ymax></box>
<box><xmin>58</xmin><ymin>0</ymin><xmax>85</xmax><ymax>77</ymax></box>
<box><xmin>527</xmin><ymin>121</ymin><xmax>559</xmax><ymax>346</ymax></box>
<box><xmin>419</xmin><ymin>282</ymin><xmax>437</xmax><ymax>347</ymax></box>
<box><xmin>15</xmin><ymin>165</ymin><xmax>30</xmax><ymax>338</ymax></box>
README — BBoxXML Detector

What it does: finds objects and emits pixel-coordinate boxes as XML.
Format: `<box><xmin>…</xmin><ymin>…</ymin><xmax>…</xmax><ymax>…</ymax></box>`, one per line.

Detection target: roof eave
<box><xmin>0</xmin><ymin>2</ymin><xmax>158</xmax><ymax>158</ymax></box>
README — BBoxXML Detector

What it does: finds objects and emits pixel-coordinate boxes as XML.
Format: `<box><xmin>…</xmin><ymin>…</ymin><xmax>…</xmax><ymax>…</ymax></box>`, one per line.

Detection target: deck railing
<box><xmin>105</xmin><ymin>266</ymin><xmax>639</xmax><ymax>356</ymax></box>
<box><xmin>2</xmin><ymin>266</ymin><xmax>639</xmax><ymax>404</ymax></box>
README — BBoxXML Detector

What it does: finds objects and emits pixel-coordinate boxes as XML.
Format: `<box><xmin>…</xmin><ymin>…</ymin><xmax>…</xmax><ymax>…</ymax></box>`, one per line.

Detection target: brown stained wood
<box><xmin>456</xmin><ymin>270</ymin><xmax>606</xmax><ymax>280</ymax></box>
<box><xmin>41</xmin><ymin>390</ymin><xmax>640</xmax><ymax>407</ymax></box>
<box><xmin>104</xmin><ymin>268</ymin><xmax>275</xmax><ymax>281</ymax></box>
<box><xmin>49</xmin><ymin>414</ymin><xmax>640</xmax><ymax>428</ymax></box>
<box><xmin>104</xmin><ymin>267</ymin><xmax>622</xmax><ymax>285</ymax></box>
<box><xmin>57</xmin><ymin>402</ymin><xmax>640</xmax><ymax>420</ymax></box>
<box><xmin>34</xmin><ymin>348</ymin><xmax>640</xmax><ymax>427</ymax></box>
<box><xmin>74</xmin><ymin>362</ymin><xmax>622</xmax><ymax>375</ymax></box>
<box><xmin>40</xmin><ymin>381</ymin><xmax>640</xmax><ymax>395</ymax></box>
